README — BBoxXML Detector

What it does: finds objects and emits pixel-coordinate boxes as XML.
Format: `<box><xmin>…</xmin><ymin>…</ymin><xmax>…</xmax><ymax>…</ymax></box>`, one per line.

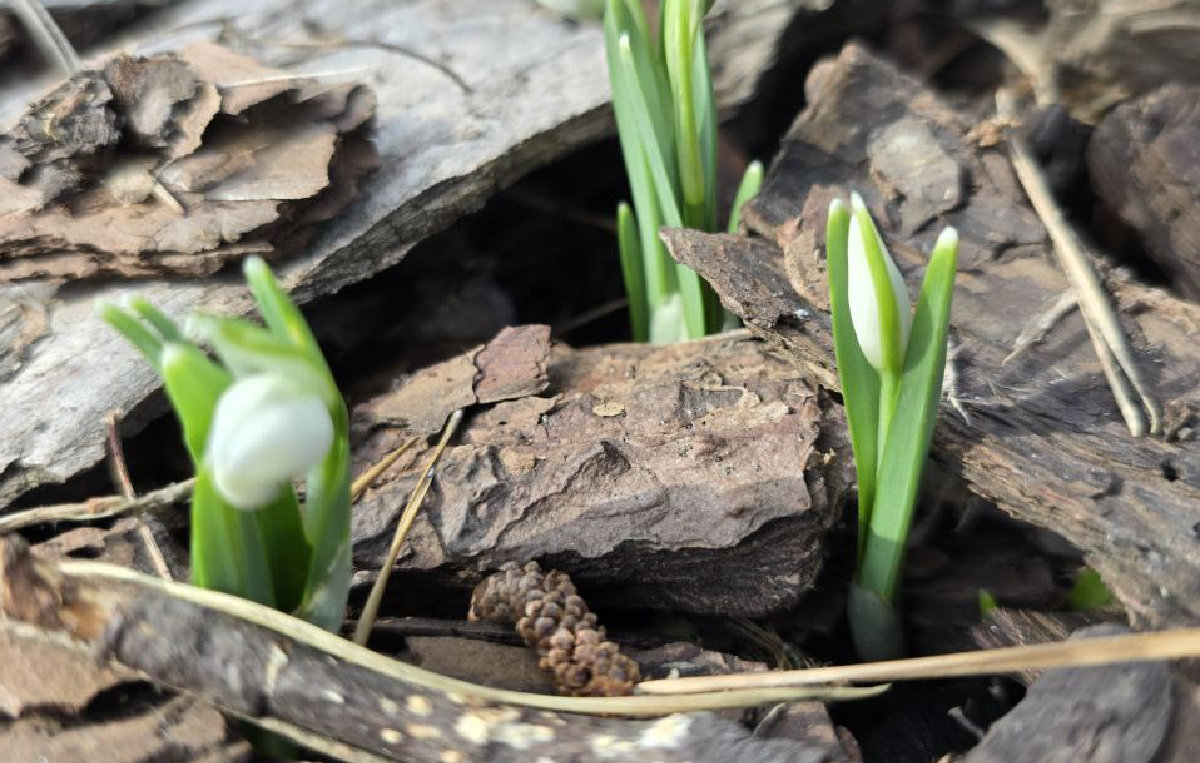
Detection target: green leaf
<box><xmin>662</xmin><ymin>0</ymin><xmax>705</xmax><ymax>214</ymax></box>
<box><xmin>826</xmin><ymin>200</ymin><xmax>881</xmax><ymax>557</ymax></box>
<box><xmin>243</xmin><ymin>256</ymin><xmax>329</xmax><ymax>373</ymax></box>
<box><xmin>1066</xmin><ymin>567</ymin><xmax>1113</xmax><ymax>611</ymax></box>
<box><xmin>160</xmin><ymin>343</ymin><xmax>233</xmax><ymax>462</ymax></box>
<box><xmin>253</xmin><ymin>488</ymin><xmax>312</xmax><ymax>614</ymax></box>
<box><xmin>727</xmin><ymin>161</ymin><xmax>763</xmax><ymax>234</ymax></box>
<box><xmin>126</xmin><ymin>297</ymin><xmax>183</xmax><ymax>343</ymax></box>
<box><xmin>689</xmin><ymin>11</ymin><xmax>718</xmax><ymax>232</ymax></box>
<box><xmin>617</xmin><ymin>203</ymin><xmax>650</xmax><ymax>342</ymax></box>
<box><xmin>186</xmin><ymin>315</ymin><xmax>334</xmax><ymax>406</ymax></box>
<box><xmin>858</xmin><ymin>229</ymin><xmax>959</xmax><ymax>604</ymax></box>
<box><xmin>979</xmin><ymin>588</ymin><xmax>999</xmax><ymax>617</ymax></box>
<box><xmin>190</xmin><ymin>468</ymin><xmax>276</xmax><ymax>607</ymax></box>
<box><xmin>296</xmin><ymin>421</ymin><xmax>352</xmax><ymax>631</ymax></box>
<box><xmin>97</xmin><ymin>302</ymin><xmax>165</xmax><ymax>370</ymax></box>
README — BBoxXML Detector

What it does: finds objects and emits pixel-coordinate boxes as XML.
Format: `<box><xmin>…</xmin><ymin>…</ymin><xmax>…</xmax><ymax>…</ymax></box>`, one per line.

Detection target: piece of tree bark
<box><xmin>963</xmin><ymin>625</ymin><xmax>1191</xmax><ymax>763</ymax></box>
<box><xmin>0</xmin><ymin>536</ymin><xmax>859</xmax><ymax>763</ymax></box>
<box><xmin>1088</xmin><ymin>84</ymin><xmax>1200</xmax><ymax>300</ymax></box>
<box><xmin>0</xmin><ymin>42</ymin><xmax>376</xmax><ymax>281</ymax></box>
<box><xmin>0</xmin><ymin>622</ymin><xmax>250</xmax><ymax>763</ymax></box>
<box><xmin>0</xmin><ymin>0</ymin><xmax>821</xmax><ymax>514</ymax></box>
<box><xmin>968</xmin><ymin>608</ymin><xmax>1125</xmax><ymax>684</ymax></box>
<box><xmin>352</xmin><ymin>331</ymin><xmax>849</xmax><ymax>617</ymax></box>
<box><xmin>662</xmin><ymin>42</ymin><xmax>1200</xmax><ymax>628</ymax></box>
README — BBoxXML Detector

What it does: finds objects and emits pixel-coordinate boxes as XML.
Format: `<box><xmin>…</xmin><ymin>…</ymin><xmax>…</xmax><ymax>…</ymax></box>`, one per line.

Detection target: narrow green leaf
<box><xmin>253</xmin><ymin>488</ymin><xmax>312</xmax><ymax>614</ymax></box>
<box><xmin>160</xmin><ymin>343</ymin><xmax>233</xmax><ymax>462</ymax></box>
<box><xmin>662</xmin><ymin>0</ymin><xmax>705</xmax><ymax>214</ymax></box>
<box><xmin>126</xmin><ymin>297</ymin><xmax>182</xmax><ymax>343</ymax></box>
<box><xmin>859</xmin><ymin>229</ymin><xmax>959</xmax><ymax>604</ymax></box>
<box><xmin>617</xmin><ymin>203</ymin><xmax>650</xmax><ymax>342</ymax></box>
<box><xmin>826</xmin><ymin>200</ymin><xmax>881</xmax><ymax>557</ymax></box>
<box><xmin>727</xmin><ymin>161</ymin><xmax>763</xmax><ymax>234</ymax></box>
<box><xmin>244</xmin><ymin>256</ymin><xmax>328</xmax><ymax>373</ymax></box>
<box><xmin>605</xmin><ymin>6</ymin><xmax>676</xmax><ymax>312</ymax></box>
<box><xmin>297</xmin><ymin>421</ymin><xmax>352</xmax><ymax>631</ymax></box>
<box><xmin>673</xmin><ymin>259</ymin><xmax>708</xmax><ymax>340</ymax></box>
<box><xmin>690</xmin><ymin>15</ymin><xmax>719</xmax><ymax>232</ymax></box>
<box><xmin>97</xmin><ymin>302</ymin><xmax>164</xmax><ymax>370</ymax></box>
<box><xmin>615</xmin><ymin>36</ymin><xmax>684</xmax><ymax>229</ymax></box>
<box><xmin>190</xmin><ymin>468</ymin><xmax>276</xmax><ymax>608</ymax></box>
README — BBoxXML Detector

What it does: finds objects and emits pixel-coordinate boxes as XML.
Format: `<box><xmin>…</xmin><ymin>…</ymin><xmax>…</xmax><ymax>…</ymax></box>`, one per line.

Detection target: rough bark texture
<box><xmin>964</xmin><ymin>626</ymin><xmax>1197</xmax><ymax>763</ymax></box>
<box><xmin>352</xmin><ymin>331</ymin><xmax>849</xmax><ymax>617</ymax></box>
<box><xmin>0</xmin><ymin>537</ymin><xmax>848</xmax><ymax>763</ymax></box>
<box><xmin>0</xmin><ymin>43</ymin><xmax>377</xmax><ymax>281</ymax></box>
<box><xmin>0</xmin><ymin>0</ymin><xmax>809</xmax><ymax>512</ymax></box>
<box><xmin>0</xmin><ymin>0</ymin><xmax>175</xmax><ymax>66</ymax></box>
<box><xmin>662</xmin><ymin>43</ymin><xmax>1200</xmax><ymax>628</ymax></box>
<box><xmin>0</xmin><ymin>623</ymin><xmax>250</xmax><ymax>763</ymax></box>
<box><xmin>1088</xmin><ymin>84</ymin><xmax>1200</xmax><ymax>299</ymax></box>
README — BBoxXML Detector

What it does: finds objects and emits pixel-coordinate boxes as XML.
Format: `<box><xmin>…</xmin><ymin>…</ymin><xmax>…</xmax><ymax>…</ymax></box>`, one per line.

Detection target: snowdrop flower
<box><xmin>847</xmin><ymin>192</ymin><xmax>911</xmax><ymax>374</ymax></box>
<box><xmin>206</xmin><ymin>373</ymin><xmax>334</xmax><ymax>510</ymax></box>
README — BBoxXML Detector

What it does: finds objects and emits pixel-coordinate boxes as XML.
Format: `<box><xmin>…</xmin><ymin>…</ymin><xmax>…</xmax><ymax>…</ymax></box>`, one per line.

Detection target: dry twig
<box><xmin>104</xmin><ymin>412</ymin><xmax>173</xmax><ymax>580</ymax></box>
<box><xmin>0</xmin><ymin>479</ymin><xmax>194</xmax><ymax>535</ymax></box>
<box><xmin>998</xmin><ymin>89</ymin><xmax>1161</xmax><ymax>436</ymax></box>
<box><xmin>353</xmin><ymin>409</ymin><xmax>463</xmax><ymax>646</ymax></box>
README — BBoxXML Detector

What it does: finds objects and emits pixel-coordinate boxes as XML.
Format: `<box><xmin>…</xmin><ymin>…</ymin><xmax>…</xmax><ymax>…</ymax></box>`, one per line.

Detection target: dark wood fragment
<box><xmin>663</xmin><ymin>42</ymin><xmax>1200</xmax><ymax>628</ymax></box>
<box><xmin>754</xmin><ymin>702</ymin><xmax>854</xmax><ymax>763</ymax></box>
<box><xmin>351</xmin><ymin>332</ymin><xmax>849</xmax><ymax>617</ymax></box>
<box><xmin>969</xmin><ymin>608</ymin><xmax>1125</xmax><ymax>683</ymax></box>
<box><xmin>0</xmin><ymin>537</ymin><xmax>849</xmax><ymax>763</ymax></box>
<box><xmin>1088</xmin><ymin>84</ymin><xmax>1200</xmax><ymax>299</ymax></box>
<box><xmin>964</xmin><ymin>626</ymin><xmax>1174</xmax><ymax>763</ymax></box>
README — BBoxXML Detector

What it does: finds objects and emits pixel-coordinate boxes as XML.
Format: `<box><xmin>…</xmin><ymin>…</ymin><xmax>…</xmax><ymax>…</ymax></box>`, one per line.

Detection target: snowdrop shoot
<box><xmin>99</xmin><ymin>256</ymin><xmax>352</xmax><ymax>633</ymax></box>
<box><xmin>826</xmin><ymin>194</ymin><xmax>959</xmax><ymax>661</ymax></box>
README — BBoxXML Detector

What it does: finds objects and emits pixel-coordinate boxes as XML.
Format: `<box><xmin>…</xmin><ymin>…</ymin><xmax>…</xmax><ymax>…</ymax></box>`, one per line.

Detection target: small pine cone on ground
<box><xmin>469</xmin><ymin>561</ymin><xmax>640</xmax><ymax>696</ymax></box>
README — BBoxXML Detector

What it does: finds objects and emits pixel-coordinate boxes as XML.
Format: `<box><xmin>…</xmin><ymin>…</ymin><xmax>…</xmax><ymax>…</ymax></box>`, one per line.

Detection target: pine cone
<box><xmin>469</xmin><ymin>561</ymin><xmax>639</xmax><ymax>696</ymax></box>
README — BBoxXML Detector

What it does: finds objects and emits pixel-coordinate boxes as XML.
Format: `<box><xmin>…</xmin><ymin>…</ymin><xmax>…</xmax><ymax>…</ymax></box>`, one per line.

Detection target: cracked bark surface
<box><xmin>662</xmin><ymin>43</ymin><xmax>1200</xmax><ymax>628</ymax></box>
<box><xmin>352</xmin><ymin>329</ymin><xmax>849</xmax><ymax>617</ymax></box>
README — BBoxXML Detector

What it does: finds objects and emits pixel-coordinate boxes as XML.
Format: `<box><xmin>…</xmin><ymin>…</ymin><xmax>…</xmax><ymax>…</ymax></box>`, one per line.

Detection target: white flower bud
<box><xmin>207</xmin><ymin>374</ymin><xmax>334</xmax><ymax>510</ymax></box>
<box><xmin>847</xmin><ymin>193</ymin><xmax>912</xmax><ymax>373</ymax></box>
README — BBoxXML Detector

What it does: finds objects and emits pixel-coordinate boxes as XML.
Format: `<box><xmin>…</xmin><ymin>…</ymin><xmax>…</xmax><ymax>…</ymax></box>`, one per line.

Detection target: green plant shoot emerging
<box><xmin>605</xmin><ymin>0</ymin><xmax>763</xmax><ymax>343</ymax></box>
<box><xmin>827</xmin><ymin>194</ymin><xmax>959</xmax><ymax>660</ymax></box>
<box><xmin>98</xmin><ymin>257</ymin><xmax>352</xmax><ymax>633</ymax></box>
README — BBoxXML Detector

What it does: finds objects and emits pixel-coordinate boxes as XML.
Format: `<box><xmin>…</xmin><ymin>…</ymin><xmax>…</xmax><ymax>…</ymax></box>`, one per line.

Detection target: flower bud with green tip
<box><xmin>207</xmin><ymin>374</ymin><xmax>335</xmax><ymax>510</ymax></box>
<box><xmin>847</xmin><ymin>192</ymin><xmax>911</xmax><ymax>375</ymax></box>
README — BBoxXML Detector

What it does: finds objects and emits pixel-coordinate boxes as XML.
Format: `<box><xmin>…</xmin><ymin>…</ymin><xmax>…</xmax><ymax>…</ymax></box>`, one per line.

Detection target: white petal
<box><xmin>847</xmin><ymin>212</ymin><xmax>885</xmax><ymax>369</ymax></box>
<box><xmin>847</xmin><ymin>194</ymin><xmax>913</xmax><ymax>371</ymax></box>
<box><xmin>208</xmin><ymin>375</ymin><xmax>334</xmax><ymax>510</ymax></box>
